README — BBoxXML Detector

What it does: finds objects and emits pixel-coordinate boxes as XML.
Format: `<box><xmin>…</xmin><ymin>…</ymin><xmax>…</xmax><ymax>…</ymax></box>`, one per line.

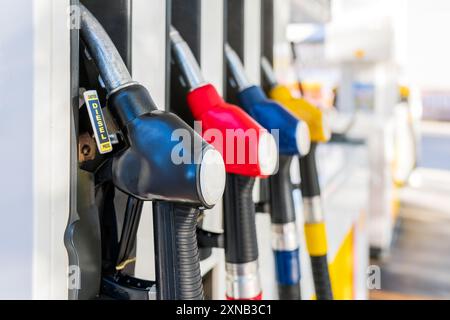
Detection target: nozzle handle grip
<box><xmin>299</xmin><ymin>143</ymin><xmax>321</xmax><ymax>197</ymax></box>
<box><xmin>270</xmin><ymin>155</ymin><xmax>296</xmax><ymax>224</ymax></box>
<box><xmin>224</xmin><ymin>174</ymin><xmax>259</xmax><ymax>264</ymax></box>
<box><xmin>153</xmin><ymin>202</ymin><xmax>203</xmax><ymax>300</ymax></box>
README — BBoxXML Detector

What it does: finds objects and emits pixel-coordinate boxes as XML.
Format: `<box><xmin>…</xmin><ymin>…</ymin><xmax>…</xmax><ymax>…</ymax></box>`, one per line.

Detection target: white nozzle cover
<box><xmin>296</xmin><ymin>121</ymin><xmax>311</xmax><ymax>156</ymax></box>
<box><xmin>258</xmin><ymin>132</ymin><xmax>279</xmax><ymax>176</ymax></box>
<box><xmin>199</xmin><ymin>148</ymin><xmax>226</xmax><ymax>206</ymax></box>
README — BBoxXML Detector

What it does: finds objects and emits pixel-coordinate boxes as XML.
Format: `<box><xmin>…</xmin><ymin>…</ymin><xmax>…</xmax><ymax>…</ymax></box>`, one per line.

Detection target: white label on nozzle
<box><xmin>83</xmin><ymin>90</ymin><xmax>113</xmax><ymax>154</ymax></box>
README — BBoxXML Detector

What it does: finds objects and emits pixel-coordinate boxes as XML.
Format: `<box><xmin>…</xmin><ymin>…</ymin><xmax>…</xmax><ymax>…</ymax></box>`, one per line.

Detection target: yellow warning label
<box><xmin>83</xmin><ymin>90</ymin><xmax>113</xmax><ymax>155</ymax></box>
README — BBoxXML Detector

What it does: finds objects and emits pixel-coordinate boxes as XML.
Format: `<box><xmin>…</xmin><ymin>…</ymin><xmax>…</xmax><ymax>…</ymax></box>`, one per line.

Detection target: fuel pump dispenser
<box><xmin>261</xmin><ymin>57</ymin><xmax>334</xmax><ymax>300</ymax></box>
<box><xmin>74</xmin><ymin>5</ymin><xmax>226</xmax><ymax>300</ymax></box>
<box><xmin>225</xmin><ymin>44</ymin><xmax>311</xmax><ymax>300</ymax></box>
<box><xmin>170</xmin><ymin>27</ymin><xmax>278</xmax><ymax>300</ymax></box>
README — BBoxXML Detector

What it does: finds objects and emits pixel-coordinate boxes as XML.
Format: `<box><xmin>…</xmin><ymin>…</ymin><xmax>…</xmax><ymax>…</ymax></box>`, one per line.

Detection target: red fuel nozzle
<box><xmin>187</xmin><ymin>84</ymin><xmax>277</xmax><ymax>177</ymax></box>
<box><xmin>170</xmin><ymin>27</ymin><xmax>278</xmax><ymax>177</ymax></box>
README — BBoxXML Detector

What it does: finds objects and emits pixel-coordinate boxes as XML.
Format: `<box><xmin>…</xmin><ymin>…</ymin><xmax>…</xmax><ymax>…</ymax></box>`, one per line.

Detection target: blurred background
<box><xmin>279</xmin><ymin>0</ymin><xmax>450</xmax><ymax>299</ymax></box>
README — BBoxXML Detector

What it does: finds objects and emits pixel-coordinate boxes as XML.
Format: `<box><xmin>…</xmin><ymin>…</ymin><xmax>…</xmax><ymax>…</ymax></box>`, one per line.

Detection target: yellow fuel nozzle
<box><xmin>399</xmin><ymin>85</ymin><xmax>410</xmax><ymax>101</ymax></box>
<box><xmin>269</xmin><ymin>85</ymin><xmax>331</xmax><ymax>143</ymax></box>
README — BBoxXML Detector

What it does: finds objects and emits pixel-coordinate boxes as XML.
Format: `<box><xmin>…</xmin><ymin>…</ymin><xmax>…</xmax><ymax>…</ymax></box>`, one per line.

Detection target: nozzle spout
<box><xmin>225</xmin><ymin>44</ymin><xmax>252</xmax><ymax>92</ymax></box>
<box><xmin>260</xmin><ymin>57</ymin><xmax>278</xmax><ymax>89</ymax></box>
<box><xmin>79</xmin><ymin>4</ymin><xmax>134</xmax><ymax>93</ymax></box>
<box><xmin>170</xmin><ymin>27</ymin><xmax>206</xmax><ymax>90</ymax></box>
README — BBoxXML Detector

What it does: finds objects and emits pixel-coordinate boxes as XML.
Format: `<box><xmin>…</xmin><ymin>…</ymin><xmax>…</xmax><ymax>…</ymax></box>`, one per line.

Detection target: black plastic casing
<box><xmin>109</xmin><ymin>84</ymin><xmax>212</xmax><ymax>208</ymax></box>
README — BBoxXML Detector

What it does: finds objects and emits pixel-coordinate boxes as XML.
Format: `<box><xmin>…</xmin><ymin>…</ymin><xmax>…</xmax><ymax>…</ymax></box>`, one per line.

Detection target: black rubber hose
<box><xmin>223</xmin><ymin>174</ymin><xmax>259</xmax><ymax>264</ymax></box>
<box><xmin>310</xmin><ymin>255</ymin><xmax>333</xmax><ymax>300</ymax></box>
<box><xmin>270</xmin><ymin>155</ymin><xmax>296</xmax><ymax>224</ymax></box>
<box><xmin>175</xmin><ymin>205</ymin><xmax>203</xmax><ymax>300</ymax></box>
<box><xmin>153</xmin><ymin>202</ymin><xmax>203</xmax><ymax>300</ymax></box>
<box><xmin>299</xmin><ymin>143</ymin><xmax>320</xmax><ymax>197</ymax></box>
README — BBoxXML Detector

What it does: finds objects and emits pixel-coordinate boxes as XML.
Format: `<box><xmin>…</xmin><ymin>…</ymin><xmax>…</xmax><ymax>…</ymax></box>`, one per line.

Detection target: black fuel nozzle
<box><xmin>79</xmin><ymin>5</ymin><xmax>226</xmax><ymax>300</ymax></box>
